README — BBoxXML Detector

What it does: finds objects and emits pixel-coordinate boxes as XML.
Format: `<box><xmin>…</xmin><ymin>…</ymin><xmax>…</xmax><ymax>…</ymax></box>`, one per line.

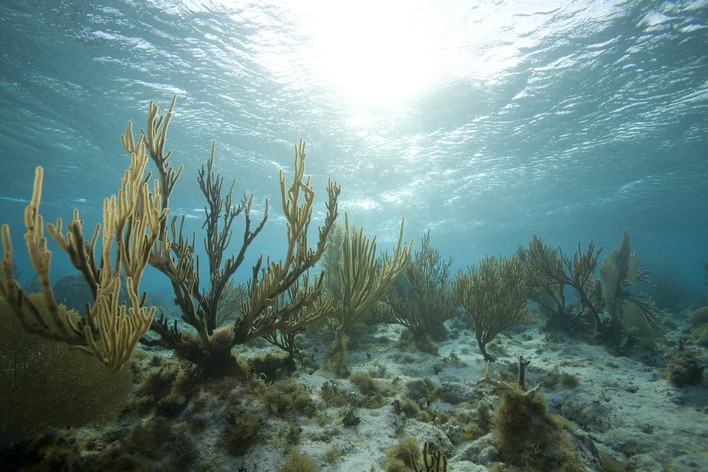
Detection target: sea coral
<box><xmin>453</xmin><ymin>254</ymin><xmax>530</xmax><ymax>361</ymax></box>
<box><xmin>1</xmin><ymin>135</ymin><xmax>164</xmax><ymax>371</ymax></box>
<box><xmin>523</xmin><ymin>235</ymin><xmax>604</xmax><ymax>334</ymax></box>
<box><xmin>1</xmin><ymin>96</ymin><xmax>346</xmax><ymax>380</ymax></box>
<box><xmin>214</xmin><ymin>279</ymin><xmax>249</xmax><ymax>328</ymax></box>
<box><xmin>600</xmin><ymin>230</ymin><xmax>663</xmax><ymax>342</ymax></box>
<box><xmin>414</xmin><ymin>442</ymin><xmax>449</xmax><ymax>472</ymax></box>
<box><xmin>384</xmin><ymin>438</ymin><xmax>448</xmax><ymax>472</ymax></box>
<box><xmin>319</xmin><ymin>220</ymin><xmax>346</xmax><ymax>326</ymax></box>
<box><xmin>524</xmin><ymin>231</ymin><xmax>663</xmax><ymax>347</ymax></box>
<box><xmin>689</xmin><ymin>306</ymin><xmax>708</xmax><ymax>327</ymax></box>
<box><xmin>324</xmin><ymin>215</ymin><xmax>412</xmax><ymax>377</ymax></box>
<box><xmin>666</xmin><ymin>349</ymin><xmax>704</xmax><ymax>387</ymax></box>
<box><xmin>0</xmin><ymin>294</ymin><xmax>132</xmax><ymax>452</ymax></box>
<box><xmin>367</xmin><ymin>230</ymin><xmax>457</xmax><ymax>354</ymax></box>
<box><xmin>139</xmin><ymin>107</ymin><xmax>341</xmax><ymax>378</ymax></box>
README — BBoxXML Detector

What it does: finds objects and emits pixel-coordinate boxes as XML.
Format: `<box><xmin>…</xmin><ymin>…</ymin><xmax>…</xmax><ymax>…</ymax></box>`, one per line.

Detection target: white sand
<box><xmin>201</xmin><ymin>313</ymin><xmax>706</xmax><ymax>471</ymax></box>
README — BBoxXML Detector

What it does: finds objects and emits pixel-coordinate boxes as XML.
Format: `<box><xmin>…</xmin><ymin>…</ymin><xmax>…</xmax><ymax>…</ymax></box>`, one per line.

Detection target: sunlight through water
<box><xmin>286</xmin><ymin>0</ymin><xmax>499</xmax><ymax>107</ymax></box>
<box><xmin>292</xmin><ymin>0</ymin><xmax>445</xmax><ymax>106</ymax></box>
<box><xmin>0</xmin><ymin>0</ymin><xmax>705</xmax><ymax>285</ymax></box>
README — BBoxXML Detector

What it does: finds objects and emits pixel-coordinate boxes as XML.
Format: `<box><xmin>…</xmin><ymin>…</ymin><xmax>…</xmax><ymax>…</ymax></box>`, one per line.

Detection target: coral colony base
<box><xmin>1</xmin><ymin>99</ymin><xmax>706</xmax><ymax>472</ymax></box>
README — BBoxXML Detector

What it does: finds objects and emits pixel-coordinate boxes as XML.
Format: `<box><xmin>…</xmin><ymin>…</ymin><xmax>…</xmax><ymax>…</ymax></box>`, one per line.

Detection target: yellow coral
<box><xmin>1</xmin><ymin>133</ymin><xmax>165</xmax><ymax>371</ymax></box>
<box><xmin>453</xmin><ymin>254</ymin><xmax>530</xmax><ymax>361</ymax></box>
<box><xmin>324</xmin><ymin>215</ymin><xmax>412</xmax><ymax>376</ymax></box>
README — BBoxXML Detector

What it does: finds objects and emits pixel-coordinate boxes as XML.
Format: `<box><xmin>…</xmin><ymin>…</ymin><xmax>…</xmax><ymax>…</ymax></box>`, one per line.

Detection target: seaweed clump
<box><xmin>95</xmin><ymin>416</ymin><xmax>200</xmax><ymax>470</ymax></box>
<box><xmin>476</xmin><ymin>360</ymin><xmax>592</xmax><ymax>472</ymax></box>
<box><xmin>263</xmin><ymin>379</ymin><xmax>317</xmax><ymax>418</ymax></box>
<box><xmin>384</xmin><ymin>438</ymin><xmax>448</xmax><ymax>472</ymax></box>
<box><xmin>666</xmin><ymin>346</ymin><xmax>704</xmax><ymax>387</ymax></box>
<box><xmin>278</xmin><ymin>448</ymin><xmax>319</xmax><ymax>472</ymax></box>
<box><xmin>384</xmin><ymin>437</ymin><xmax>422</xmax><ymax>471</ymax></box>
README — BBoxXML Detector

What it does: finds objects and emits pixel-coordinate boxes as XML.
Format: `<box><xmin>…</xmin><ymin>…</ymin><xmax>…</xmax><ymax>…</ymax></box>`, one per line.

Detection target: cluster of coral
<box><xmin>1</xmin><ymin>98</ymin><xmax>705</xmax><ymax>471</ymax></box>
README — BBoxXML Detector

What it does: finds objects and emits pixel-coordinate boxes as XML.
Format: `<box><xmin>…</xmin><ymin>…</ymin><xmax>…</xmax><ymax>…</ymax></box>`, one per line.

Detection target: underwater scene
<box><xmin>0</xmin><ymin>0</ymin><xmax>706</xmax><ymax>471</ymax></box>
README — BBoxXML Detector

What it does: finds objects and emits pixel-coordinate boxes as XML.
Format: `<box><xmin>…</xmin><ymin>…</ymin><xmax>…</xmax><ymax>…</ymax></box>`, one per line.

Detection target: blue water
<box><xmin>0</xmin><ymin>0</ymin><xmax>706</xmax><ymax>293</ymax></box>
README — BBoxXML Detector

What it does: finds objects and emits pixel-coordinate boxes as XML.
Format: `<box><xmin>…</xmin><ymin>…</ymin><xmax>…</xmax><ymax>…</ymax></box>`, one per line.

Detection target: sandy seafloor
<box><xmin>19</xmin><ymin>306</ymin><xmax>708</xmax><ymax>472</ymax></box>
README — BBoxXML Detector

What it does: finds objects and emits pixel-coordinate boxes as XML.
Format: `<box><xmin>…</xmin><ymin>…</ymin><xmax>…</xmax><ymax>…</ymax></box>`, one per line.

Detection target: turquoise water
<box><xmin>0</xmin><ymin>0</ymin><xmax>706</xmax><ymax>292</ymax></box>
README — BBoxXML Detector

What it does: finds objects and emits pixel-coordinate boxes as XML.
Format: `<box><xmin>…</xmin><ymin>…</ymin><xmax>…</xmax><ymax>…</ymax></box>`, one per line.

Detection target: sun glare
<box><xmin>293</xmin><ymin>0</ymin><xmax>444</xmax><ymax>106</ymax></box>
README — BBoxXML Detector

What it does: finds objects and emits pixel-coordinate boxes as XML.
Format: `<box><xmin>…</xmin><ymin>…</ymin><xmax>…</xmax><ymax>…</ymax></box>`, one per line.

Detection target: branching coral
<box><xmin>1</xmin><ymin>134</ymin><xmax>165</xmax><ymax>371</ymax></box>
<box><xmin>367</xmin><ymin>230</ymin><xmax>457</xmax><ymax>353</ymax></box>
<box><xmin>214</xmin><ymin>279</ymin><xmax>249</xmax><ymax>328</ymax></box>
<box><xmin>523</xmin><ymin>235</ymin><xmax>604</xmax><ymax>333</ymax></box>
<box><xmin>453</xmin><ymin>254</ymin><xmax>530</xmax><ymax>362</ymax></box>
<box><xmin>127</xmin><ymin>98</ymin><xmax>340</xmax><ymax>378</ymax></box>
<box><xmin>600</xmin><ymin>230</ymin><xmax>663</xmax><ymax>337</ymax></box>
<box><xmin>324</xmin><ymin>215</ymin><xmax>412</xmax><ymax>376</ymax></box>
<box><xmin>413</xmin><ymin>442</ymin><xmax>449</xmax><ymax>472</ymax></box>
<box><xmin>525</xmin><ymin>231</ymin><xmax>663</xmax><ymax>345</ymax></box>
<box><xmin>1</xmin><ymin>96</ymin><xmax>341</xmax><ymax>379</ymax></box>
<box><xmin>317</xmin><ymin>220</ymin><xmax>346</xmax><ymax>338</ymax></box>
<box><xmin>260</xmin><ymin>273</ymin><xmax>334</xmax><ymax>367</ymax></box>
